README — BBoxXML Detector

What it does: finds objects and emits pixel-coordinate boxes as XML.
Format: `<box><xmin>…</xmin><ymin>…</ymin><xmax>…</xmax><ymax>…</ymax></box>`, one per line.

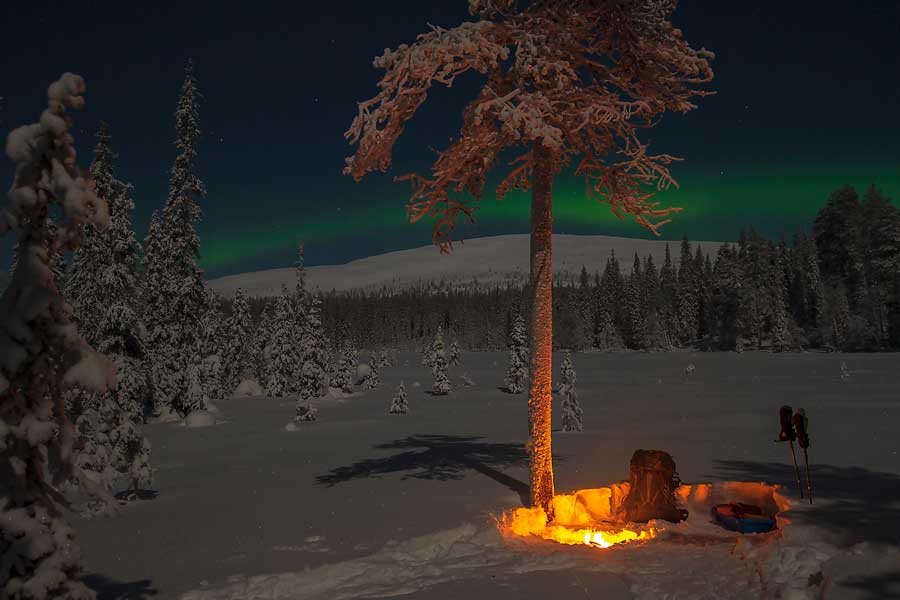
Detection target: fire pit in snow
<box><xmin>500</xmin><ymin>451</ymin><xmax>790</xmax><ymax>550</ymax></box>
<box><xmin>501</xmin><ymin>480</ymin><xmax>790</xmax><ymax>550</ymax></box>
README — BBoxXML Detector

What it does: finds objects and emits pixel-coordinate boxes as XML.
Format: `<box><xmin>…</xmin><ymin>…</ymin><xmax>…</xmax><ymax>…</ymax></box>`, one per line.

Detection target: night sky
<box><xmin>1</xmin><ymin>1</ymin><xmax>898</xmax><ymax>278</ymax></box>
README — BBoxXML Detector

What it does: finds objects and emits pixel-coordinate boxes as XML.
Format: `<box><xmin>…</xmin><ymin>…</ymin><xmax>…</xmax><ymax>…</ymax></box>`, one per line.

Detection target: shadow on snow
<box><xmin>316</xmin><ymin>434</ymin><xmax>536</xmax><ymax>505</ymax></box>
<box><xmin>82</xmin><ymin>573</ymin><xmax>158</xmax><ymax>599</ymax></box>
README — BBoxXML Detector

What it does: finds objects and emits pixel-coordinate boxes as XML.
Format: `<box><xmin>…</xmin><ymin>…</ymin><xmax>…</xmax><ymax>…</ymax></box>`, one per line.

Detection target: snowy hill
<box><xmin>207</xmin><ymin>234</ymin><xmax>723</xmax><ymax>297</ymax></box>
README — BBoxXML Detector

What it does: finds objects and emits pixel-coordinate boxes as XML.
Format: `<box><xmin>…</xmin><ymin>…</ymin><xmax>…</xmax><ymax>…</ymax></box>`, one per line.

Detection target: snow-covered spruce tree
<box><xmin>333</xmin><ymin>343</ymin><xmax>357</xmax><ymax>393</ymax></box>
<box><xmin>627</xmin><ymin>253</ymin><xmax>645</xmax><ymax>349</ymax></box>
<box><xmin>224</xmin><ymin>288</ymin><xmax>254</xmax><ymax>392</ymax></box>
<box><xmin>47</xmin><ymin>217</ymin><xmax>68</xmax><ymax>295</ymax></box>
<box><xmin>292</xmin><ymin>241</ymin><xmax>309</xmax><ymax>359</ymax></box>
<box><xmin>343</xmin><ymin>1</ymin><xmax>713</xmax><ymax>512</ymax></box>
<box><xmin>266</xmin><ymin>288</ymin><xmax>298</xmax><ymax>397</ymax></box>
<box><xmin>142</xmin><ymin>59</ymin><xmax>208</xmax><ymax>417</ymax></box>
<box><xmin>94</xmin><ymin>309</ymin><xmax>153</xmax><ymax>495</ymax></box>
<box><xmin>182</xmin><ymin>351</ymin><xmax>208</xmax><ymax>413</ymax></box>
<box><xmin>421</xmin><ymin>338</ymin><xmax>435</xmax><ymax>369</ymax></box>
<box><xmin>197</xmin><ymin>290</ymin><xmax>228</xmax><ymax>403</ymax></box>
<box><xmin>68</xmin><ymin>122</ymin><xmax>116</xmax><ymax>344</ymax></box>
<box><xmin>293</xmin><ymin>401</ymin><xmax>318</xmax><ymax>423</ymax></box>
<box><xmin>505</xmin><ymin>308</ymin><xmax>528</xmax><ymax>393</ymax></box>
<box><xmin>141</xmin><ymin>209</ymin><xmax>179</xmax><ymax>417</ymax></box>
<box><xmin>559</xmin><ymin>350</ymin><xmax>583</xmax><ymax>432</ymax></box>
<box><xmin>448</xmin><ymin>339</ymin><xmax>461</xmax><ymax>366</ymax></box>
<box><xmin>677</xmin><ymin>235</ymin><xmax>700</xmax><ymax>343</ymax></box>
<box><xmin>375</xmin><ymin>348</ymin><xmax>391</xmax><ymax>368</ymax></box>
<box><xmin>389</xmin><ymin>381</ymin><xmax>409</xmax><ymax>414</ymax></box>
<box><xmin>431</xmin><ymin>327</ymin><xmax>451</xmax><ymax>395</ymax></box>
<box><xmin>298</xmin><ymin>295</ymin><xmax>329</xmax><ymax>400</ymax></box>
<box><xmin>362</xmin><ymin>353</ymin><xmax>381</xmax><ymax>389</ymax></box>
<box><xmin>0</xmin><ymin>73</ymin><xmax>116</xmax><ymax>599</ymax></box>
<box><xmin>67</xmin><ymin>119</ymin><xmax>152</xmax><ymax>500</ymax></box>
<box><xmin>252</xmin><ymin>301</ymin><xmax>275</xmax><ymax>385</ymax></box>
<box><xmin>71</xmin><ymin>129</ymin><xmax>153</xmax><ymax>501</ymax></box>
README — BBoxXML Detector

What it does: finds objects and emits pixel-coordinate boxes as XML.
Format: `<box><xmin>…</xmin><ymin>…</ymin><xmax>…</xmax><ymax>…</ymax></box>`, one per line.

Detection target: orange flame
<box><xmin>499</xmin><ymin>483</ymin><xmax>657</xmax><ymax>549</ymax></box>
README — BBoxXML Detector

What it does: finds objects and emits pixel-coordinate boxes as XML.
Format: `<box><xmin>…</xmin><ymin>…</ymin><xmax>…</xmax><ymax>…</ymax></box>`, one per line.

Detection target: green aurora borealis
<box><xmin>198</xmin><ymin>161</ymin><xmax>899</xmax><ymax>277</ymax></box>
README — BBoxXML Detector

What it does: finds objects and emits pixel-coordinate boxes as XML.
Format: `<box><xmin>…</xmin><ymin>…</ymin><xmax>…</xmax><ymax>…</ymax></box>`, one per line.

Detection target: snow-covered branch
<box><xmin>344</xmin><ymin>0</ymin><xmax>714</xmax><ymax>243</ymax></box>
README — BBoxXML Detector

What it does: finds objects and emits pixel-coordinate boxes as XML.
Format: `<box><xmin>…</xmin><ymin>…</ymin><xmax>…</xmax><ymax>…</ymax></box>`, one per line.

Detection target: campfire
<box><xmin>500</xmin><ymin>481</ymin><xmax>790</xmax><ymax>550</ymax></box>
<box><xmin>501</xmin><ymin>483</ymin><xmax>658</xmax><ymax>548</ymax></box>
<box><xmin>500</xmin><ymin>451</ymin><xmax>790</xmax><ymax>551</ymax></box>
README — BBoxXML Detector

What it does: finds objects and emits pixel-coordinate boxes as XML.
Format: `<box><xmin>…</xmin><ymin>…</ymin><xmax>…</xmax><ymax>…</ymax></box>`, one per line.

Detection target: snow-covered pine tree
<box><xmin>389</xmin><ymin>381</ymin><xmax>409</xmax><ymax>414</ymax></box>
<box><xmin>505</xmin><ymin>308</ymin><xmax>528</xmax><ymax>393</ymax></box>
<box><xmin>559</xmin><ymin>350</ymin><xmax>583</xmax><ymax>432</ymax></box>
<box><xmin>266</xmin><ymin>288</ymin><xmax>298</xmax><ymax>397</ymax></box>
<box><xmin>362</xmin><ymin>353</ymin><xmax>381</xmax><ymax>389</ymax></box>
<box><xmin>224</xmin><ymin>288</ymin><xmax>254</xmax><ymax>392</ymax></box>
<box><xmin>333</xmin><ymin>343</ymin><xmax>357</xmax><ymax>393</ymax></box>
<box><xmin>343</xmin><ymin>2</ymin><xmax>713</xmax><ymax>512</ymax></box>
<box><xmin>143</xmin><ymin>59</ymin><xmax>209</xmax><ymax>417</ymax></box>
<box><xmin>431</xmin><ymin>326</ymin><xmax>451</xmax><ymax>395</ymax></box>
<box><xmin>298</xmin><ymin>295</ymin><xmax>329</xmax><ymax>400</ymax></box>
<box><xmin>448</xmin><ymin>339</ymin><xmax>461</xmax><ymax>366</ymax></box>
<box><xmin>0</xmin><ymin>73</ymin><xmax>116</xmax><ymax>599</ymax></box>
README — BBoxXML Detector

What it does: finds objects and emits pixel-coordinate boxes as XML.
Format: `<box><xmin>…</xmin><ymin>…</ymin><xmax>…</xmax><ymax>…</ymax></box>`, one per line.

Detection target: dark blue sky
<box><xmin>1</xmin><ymin>1</ymin><xmax>898</xmax><ymax>277</ymax></box>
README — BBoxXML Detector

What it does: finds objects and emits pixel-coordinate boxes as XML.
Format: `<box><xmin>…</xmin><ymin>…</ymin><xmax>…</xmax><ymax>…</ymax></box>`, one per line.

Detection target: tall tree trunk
<box><xmin>528</xmin><ymin>144</ymin><xmax>555</xmax><ymax>514</ymax></box>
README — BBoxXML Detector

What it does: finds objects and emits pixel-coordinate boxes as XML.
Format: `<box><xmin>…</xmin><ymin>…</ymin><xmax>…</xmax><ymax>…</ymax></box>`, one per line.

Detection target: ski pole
<box><xmin>776</xmin><ymin>405</ymin><xmax>804</xmax><ymax>499</ymax></box>
<box><xmin>793</xmin><ymin>408</ymin><xmax>813</xmax><ymax>504</ymax></box>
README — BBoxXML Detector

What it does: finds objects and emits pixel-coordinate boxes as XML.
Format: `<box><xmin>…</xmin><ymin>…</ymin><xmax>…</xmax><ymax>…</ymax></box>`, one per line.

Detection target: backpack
<box><xmin>620</xmin><ymin>449</ymin><xmax>689</xmax><ymax>523</ymax></box>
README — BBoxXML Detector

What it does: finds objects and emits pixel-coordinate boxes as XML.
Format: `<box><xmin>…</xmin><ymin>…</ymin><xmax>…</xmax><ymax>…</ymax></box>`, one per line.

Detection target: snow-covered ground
<box><xmin>206</xmin><ymin>234</ymin><xmax>723</xmax><ymax>297</ymax></box>
<box><xmin>75</xmin><ymin>352</ymin><xmax>900</xmax><ymax>599</ymax></box>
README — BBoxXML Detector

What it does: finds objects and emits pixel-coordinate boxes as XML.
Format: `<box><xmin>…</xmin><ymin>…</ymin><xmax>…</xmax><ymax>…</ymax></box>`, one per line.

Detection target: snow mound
<box><xmin>355</xmin><ymin>363</ymin><xmax>371</xmax><ymax>382</ymax></box>
<box><xmin>326</xmin><ymin>386</ymin><xmax>356</xmax><ymax>400</ymax></box>
<box><xmin>153</xmin><ymin>407</ymin><xmax>183</xmax><ymax>424</ymax></box>
<box><xmin>183</xmin><ymin>411</ymin><xmax>218</xmax><ymax>428</ymax></box>
<box><xmin>234</xmin><ymin>379</ymin><xmax>263</xmax><ymax>397</ymax></box>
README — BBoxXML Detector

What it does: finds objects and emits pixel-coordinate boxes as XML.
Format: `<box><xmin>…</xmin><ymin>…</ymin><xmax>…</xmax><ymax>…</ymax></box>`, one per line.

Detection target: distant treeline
<box><xmin>233</xmin><ymin>184</ymin><xmax>899</xmax><ymax>354</ymax></box>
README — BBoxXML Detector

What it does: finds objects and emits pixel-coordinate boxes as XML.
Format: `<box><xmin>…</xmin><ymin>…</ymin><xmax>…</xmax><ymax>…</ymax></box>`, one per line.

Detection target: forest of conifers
<box><xmin>241</xmin><ymin>184</ymin><xmax>898</xmax><ymax>354</ymax></box>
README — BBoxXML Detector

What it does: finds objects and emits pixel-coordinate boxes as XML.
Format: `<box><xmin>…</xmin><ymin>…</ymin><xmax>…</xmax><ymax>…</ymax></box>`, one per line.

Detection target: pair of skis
<box><xmin>776</xmin><ymin>405</ymin><xmax>813</xmax><ymax>504</ymax></box>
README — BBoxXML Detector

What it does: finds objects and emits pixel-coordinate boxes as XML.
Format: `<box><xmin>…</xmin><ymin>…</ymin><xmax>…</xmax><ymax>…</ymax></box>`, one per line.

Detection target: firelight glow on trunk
<box><xmin>528</xmin><ymin>143</ymin><xmax>555</xmax><ymax>514</ymax></box>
